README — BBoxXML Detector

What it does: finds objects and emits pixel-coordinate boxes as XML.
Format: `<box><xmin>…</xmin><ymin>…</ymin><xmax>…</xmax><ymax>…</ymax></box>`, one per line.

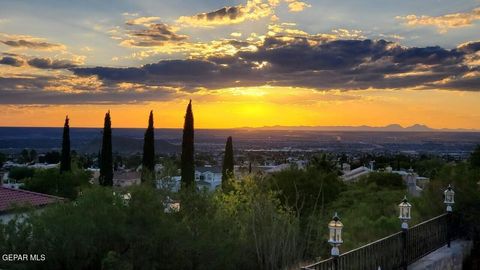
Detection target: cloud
<box><xmin>0</xmin><ymin>56</ymin><xmax>24</xmax><ymax>67</ymax></box>
<box><xmin>397</xmin><ymin>7</ymin><xmax>480</xmax><ymax>33</ymax></box>
<box><xmin>0</xmin><ymin>75</ymin><xmax>179</xmax><ymax>104</ymax></box>
<box><xmin>176</xmin><ymin>0</ymin><xmax>274</xmax><ymax>27</ymax></box>
<box><xmin>73</xmin><ymin>37</ymin><xmax>480</xmax><ymax>92</ymax></box>
<box><xmin>27</xmin><ymin>58</ymin><xmax>77</xmax><ymax>69</ymax></box>
<box><xmin>114</xmin><ymin>1</ymin><xmax>312</xmax><ymax>49</ymax></box>
<box><xmin>119</xmin><ymin>18</ymin><xmax>188</xmax><ymax>47</ymax></box>
<box><xmin>122</xmin><ymin>12</ymin><xmax>139</xmax><ymax>17</ymax></box>
<box><xmin>0</xmin><ymin>88</ymin><xmax>177</xmax><ymax>105</ymax></box>
<box><xmin>331</xmin><ymin>29</ymin><xmax>365</xmax><ymax>39</ymax></box>
<box><xmin>0</xmin><ymin>34</ymin><xmax>66</xmax><ymax>50</ymax></box>
<box><xmin>0</xmin><ymin>53</ymin><xmax>80</xmax><ymax>69</ymax></box>
<box><xmin>265</xmin><ymin>23</ymin><xmax>365</xmax><ymax>41</ymax></box>
<box><xmin>126</xmin><ymin>16</ymin><xmax>161</xmax><ymax>26</ymax></box>
<box><xmin>2</xmin><ymin>21</ymin><xmax>478</xmax><ymax>105</ymax></box>
<box><xmin>285</xmin><ymin>0</ymin><xmax>311</xmax><ymax>12</ymax></box>
<box><xmin>3</xmin><ymin>36</ymin><xmax>479</xmax><ymax>106</ymax></box>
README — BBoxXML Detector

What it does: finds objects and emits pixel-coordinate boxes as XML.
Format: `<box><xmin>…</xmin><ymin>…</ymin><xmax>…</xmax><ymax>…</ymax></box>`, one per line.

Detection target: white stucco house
<box><xmin>195</xmin><ymin>166</ymin><xmax>222</xmax><ymax>191</ymax></box>
<box><xmin>156</xmin><ymin>166</ymin><xmax>223</xmax><ymax>192</ymax></box>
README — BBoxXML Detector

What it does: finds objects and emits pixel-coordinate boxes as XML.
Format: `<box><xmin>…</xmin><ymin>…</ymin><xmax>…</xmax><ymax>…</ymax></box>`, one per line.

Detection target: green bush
<box><xmin>8</xmin><ymin>167</ymin><xmax>35</xmax><ymax>181</ymax></box>
<box><xmin>22</xmin><ymin>168</ymin><xmax>90</xmax><ymax>199</ymax></box>
<box><xmin>359</xmin><ymin>172</ymin><xmax>404</xmax><ymax>189</ymax></box>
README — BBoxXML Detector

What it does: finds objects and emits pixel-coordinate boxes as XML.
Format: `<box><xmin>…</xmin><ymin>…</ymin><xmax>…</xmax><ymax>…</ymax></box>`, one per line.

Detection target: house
<box><xmin>195</xmin><ymin>166</ymin><xmax>222</xmax><ymax>191</ymax></box>
<box><xmin>156</xmin><ymin>166</ymin><xmax>223</xmax><ymax>192</ymax></box>
<box><xmin>0</xmin><ymin>187</ymin><xmax>65</xmax><ymax>223</ymax></box>
<box><xmin>386</xmin><ymin>167</ymin><xmax>426</xmax><ymax>197</ymax></box>
<box><xmin>1</xmin><ymin>180</ymin><xmax>23</xmax><ymax>189</ymax></box>
<box><xmin>0</xmin><ymin>172</ymin><xmax>23</xmax><ymax>189</ymax></box>
<box><xmin>342</xmin><ymin>166</ymin><xmax>372</xmax><ymax>182</ymax></box>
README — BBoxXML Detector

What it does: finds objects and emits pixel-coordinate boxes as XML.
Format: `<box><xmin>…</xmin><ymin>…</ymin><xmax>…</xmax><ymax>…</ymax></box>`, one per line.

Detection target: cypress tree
<box><xmin>60</xmin><ymin>116</ymin><xmax>71</xmax><ymax>172</ymax></box>
<box><xmin>180</xmin><ymin>100</ymin><xmax>195</xmax><ymax>190</ymax></box>
<box><xmin>99</xmin><ymin>111</ymin><xmax>113</xmax><ymax>186</ymax></box>
<box><xmin>222</xmin><ymin>136</ymin><xmax>234</xmax><ymax>190</ymax></box>
<box><xmin>142</xmin><ymin>110</ymin><xmax>155</xmax><ymax>182</ymax></box>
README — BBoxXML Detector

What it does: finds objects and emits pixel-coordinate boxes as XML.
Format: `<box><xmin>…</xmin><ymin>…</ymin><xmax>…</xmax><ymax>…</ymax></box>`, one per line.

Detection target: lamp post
<box><xmin>444</xmin><ymin>184</ymin><xmax>455</xmax><ymax>248</ymax></box>
<box><xmin>399</xmin><ymin>196</ymin><xmax>412</xmax><ymax>230</ymax></box>
<box><xmin>328</xmin><ymin>212</ymin><xmax>343</xmax><ymax>270</ymax></box>
<box><xmin>399</xmin><ymin>196</ymin><xmax>411</xmax><ymax>270</ymax></box>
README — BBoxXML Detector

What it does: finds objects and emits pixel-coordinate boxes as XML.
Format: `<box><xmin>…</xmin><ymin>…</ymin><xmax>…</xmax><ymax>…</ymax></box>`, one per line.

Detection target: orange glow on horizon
<box><xmin>0</xmin><ymin>87</ymin><xmax>479</xmax><ymax>129</ymax></box>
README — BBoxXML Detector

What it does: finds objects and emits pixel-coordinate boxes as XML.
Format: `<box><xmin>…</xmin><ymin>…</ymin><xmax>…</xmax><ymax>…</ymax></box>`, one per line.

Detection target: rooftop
<box><xmin>0</xmin><ymin>187</ymin><xmax>64</xmax><ymax>213</ymax></box>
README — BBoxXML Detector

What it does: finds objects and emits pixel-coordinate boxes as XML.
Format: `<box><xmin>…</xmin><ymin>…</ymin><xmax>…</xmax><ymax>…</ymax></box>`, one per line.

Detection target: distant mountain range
<box><xmin>238</xmin><ymin>124</ymin><xmax>479</xmax><ymax>132</ymax></box>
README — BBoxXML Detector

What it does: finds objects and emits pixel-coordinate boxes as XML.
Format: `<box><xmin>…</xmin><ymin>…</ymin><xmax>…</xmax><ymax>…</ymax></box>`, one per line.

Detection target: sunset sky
<box><xmin>0</xmin><ymin>0</ymin><xmax>479</xmax><ymax>129</ymax></box>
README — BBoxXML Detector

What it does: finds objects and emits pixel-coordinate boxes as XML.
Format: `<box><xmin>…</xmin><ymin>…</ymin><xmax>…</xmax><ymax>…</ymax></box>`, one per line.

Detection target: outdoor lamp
<box><xmin>398</xmin><ymin>196</ymin><xmax>412</xmax><ymax>230</ymax></box>
<box><xmin>328</xmin><ymin>212</ymin><xmax>343</xmax><ymax>256</ymax></box>
<box><xmin>444</xmin><ymin>184</ymin><xmax>455</xmax><ymax>212</ymax></box>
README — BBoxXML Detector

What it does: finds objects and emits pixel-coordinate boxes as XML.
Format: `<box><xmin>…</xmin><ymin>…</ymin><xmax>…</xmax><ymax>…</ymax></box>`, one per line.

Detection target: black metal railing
<box><xmin>302</xmin><ymin>213</ymin><xmax>454</xmax><ymax>270</ymax></box>
<box><xmin>406</xmin><ymin>214</ymin><xmax>448</xmax><ymax>264</ymax></box>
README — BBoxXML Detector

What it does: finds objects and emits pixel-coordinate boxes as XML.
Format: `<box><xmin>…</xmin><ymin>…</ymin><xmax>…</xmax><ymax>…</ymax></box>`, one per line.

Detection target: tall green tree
<box><xmin>142</xmin><ymin>110</ymin><xmax>155</xmax><ymax>182</ymax></box>
<box><xmin>20</xmin><ymin>149</ymin><xmax>30</xmax><ymax>163</ymax></box>
<box><xmin>470</xmin><ymin>145</ymin><xmax>480</xmax><ymax>169</ymax></box>
<box><xmin>29</xmin><ymin>149</ymin><xmax>37</xmax><ymax>163</ymax></box>
<box><xmin>222</xmin><ymin>136</ymin><xmax>234</xmax><ymax>190</ymax></box>
<box><xmin>60</xmin><ymin>116</ymin><xmax>71</xmax><ymax>172</ymax></box>
<box><xmin>0</xmin><ymin>152</ymin><xmax>6</xmax><ymax>167</ymax></box>
<box><xmin>181</xmin><ymin>100</ymin><xmax>195</xmax><ymax>190</ymax></box>
<box><xmin>99</xmin><ymin>111</ymin><xmax>113</xmax><ymax>186</ymax></box>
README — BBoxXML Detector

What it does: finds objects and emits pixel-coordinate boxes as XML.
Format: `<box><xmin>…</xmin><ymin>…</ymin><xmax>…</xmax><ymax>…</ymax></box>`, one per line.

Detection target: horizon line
<box><xmin>0</xmin><ymin>125</ymin><xmax>479</xmax><ymax>132</ymax></box>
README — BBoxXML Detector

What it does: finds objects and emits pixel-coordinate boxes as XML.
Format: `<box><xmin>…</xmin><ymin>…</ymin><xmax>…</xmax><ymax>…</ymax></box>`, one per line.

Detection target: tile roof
<box><xmin>0</xmin><ymin>187</ymin><xmax>64</xmax><ymax>213</ymax></box>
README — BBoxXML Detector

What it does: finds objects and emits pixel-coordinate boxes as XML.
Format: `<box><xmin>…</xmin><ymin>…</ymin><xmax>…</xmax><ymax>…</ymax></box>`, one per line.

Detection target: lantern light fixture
<box><xmin>328</xmin><ymin>212</ymin><xmax>343</xmax><ymax>256</ymax></box>
<box><xmin>398</xmin><ymin>196</ymin><xmax>412</xmax><ymax>230</ymax></box>
<box><xmin>444</xmin><ymin>184</ymin><xmax>455</xmax><ymax>212</ymax></box>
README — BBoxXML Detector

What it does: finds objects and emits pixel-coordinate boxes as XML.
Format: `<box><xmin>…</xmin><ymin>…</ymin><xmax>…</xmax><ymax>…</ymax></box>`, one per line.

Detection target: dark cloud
<box><xmin>0</xmin><ymin>53</ymin><xmax>77</xmax><ymax>69</ymax></box>
<box><xmin>431</xmin><ymin>76</ymin><xmax>480</xmax><ymax>92</ymax></box>
<box><xmin>0</xmin><ymin>56</ymin><xmax>24</xmax><ymax>67</ymax></box>
<box><xmin>73</xmin><ymin>38</ymin><xmax>480</xmax><ymax>92</ymax></box>
<box><xmin>198</xmin><ymin>6</ymin><xmax>243</xmax><ymax>21</ymax></box>
<box><xmin>3</xmin><ymin>37</ymin><xmax>480</xmax><ymax>105</ymax></box>
<box><xmin>0</xmin><ymin>76</ymin><xmax>177</xmax><ymax>104</ymax></box>
<box><xmin>123</xmin><ymin>22</ymin><xmax>188</xmax><ymax>47</ymax></box>
<box><xmin>27</xmin><ymin>58</ymin><xmax>77</xmax><ymax>69</ymax></box>
<box><xmin>1</xmin><ymin>39</ymin><xmax>64</xmax><ymax>50</ymax></box>
<box><xmin>0</xmin><ymin>76</ymin><xmax>52</xmax><ymax>90</ymax></box>
<box><xmin>133</xmin><ymin>24</ymin><xmax>186</xmax><ymax>41</ymax></box>
<box><xmin>458</xmin><ymin>41</ymin><xmax>480</xmax><ymax>54</ymax></box>
<box><xmin>176</xmin><ymin>1</ymin><xmax>272</xmax><ymax>26</ymax></box>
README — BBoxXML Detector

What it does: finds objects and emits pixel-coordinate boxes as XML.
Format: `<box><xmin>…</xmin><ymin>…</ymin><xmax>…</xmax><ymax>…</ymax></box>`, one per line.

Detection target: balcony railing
<box><xmin>302</xmin><ymin>213</ymin><xmax>454</xmax><ymax>270</ymax></box>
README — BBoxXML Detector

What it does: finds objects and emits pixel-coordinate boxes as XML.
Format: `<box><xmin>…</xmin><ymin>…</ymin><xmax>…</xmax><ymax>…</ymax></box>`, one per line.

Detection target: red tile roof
<box><xmin>0</xmin><ymin>187</ymin><xmax>64</xmax><ymax>212</ymax></box>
